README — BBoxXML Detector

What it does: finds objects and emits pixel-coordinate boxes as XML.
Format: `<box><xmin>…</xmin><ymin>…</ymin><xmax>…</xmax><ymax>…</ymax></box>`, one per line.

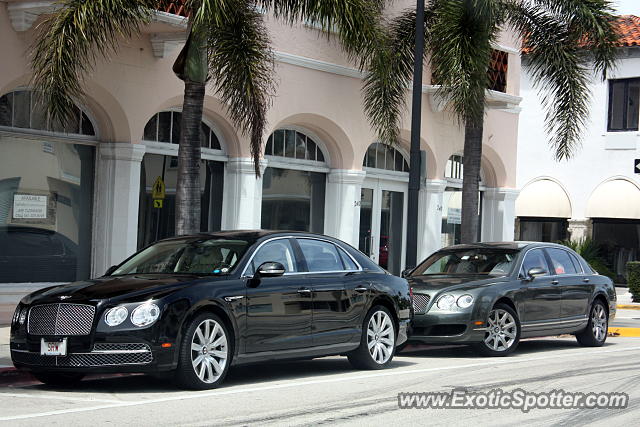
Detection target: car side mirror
<box><xmin>255</xmin><ymin>262</ymin><xmax>286</xmax><ymax>278</ymax></box>
<box><xmin>526</xmin><ymin>267</ymin><xmax>547</xmax><ymax>280</ymax></box>
<box><xmin>104</xmin><ymin>265</ymin><xmax>118</xmax><ymax>276</ymax></box>
<box><xmin>401</xmin><ymin>268</ymin><xmax>413</xmax><ymax>278</ymax></box>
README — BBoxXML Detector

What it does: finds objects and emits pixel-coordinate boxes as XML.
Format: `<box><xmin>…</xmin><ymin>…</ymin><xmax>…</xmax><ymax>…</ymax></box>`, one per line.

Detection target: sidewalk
<box><xmin>616</xmin><ymin>287</ymin><xmax>640</xmax><ymax>310</ymax></box>
<box><xmin>0</xmin><ymin>326</ymin><xmax>11</xmax><ymax>368</ymax></box>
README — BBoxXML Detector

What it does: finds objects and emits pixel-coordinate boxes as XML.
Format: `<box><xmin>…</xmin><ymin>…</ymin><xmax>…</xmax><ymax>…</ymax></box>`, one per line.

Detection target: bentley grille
<box><xmin>413</xmin><ymin>293</ymin><xmax>431</xmax><ymax>314</ymax></box>
<box><xmin>27</xmin><ymin>303</ymin><xmax>96</xmax><ymax>336</ymax></box>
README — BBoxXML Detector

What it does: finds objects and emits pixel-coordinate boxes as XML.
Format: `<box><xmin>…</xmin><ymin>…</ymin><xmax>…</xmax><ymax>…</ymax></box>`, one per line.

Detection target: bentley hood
<box><xmin>407</xmin><ymin>274</ymin><xmax>508</xmax><ymax>293</ymax></box>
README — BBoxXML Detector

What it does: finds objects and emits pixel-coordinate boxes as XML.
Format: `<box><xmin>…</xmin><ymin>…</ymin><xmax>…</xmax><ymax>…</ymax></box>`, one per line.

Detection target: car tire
<box><xmin>474</xmin><ymin>303</ymin><xmax>521</xmax><ymax>357</ymax></box>
<box><xmin>576</xmin><ymin>300</ymin><xmax>608</xmax><ymax>347</ymax></box>
<box><xmin>175</xmin><ymin>312</ymin><xmax>232</xmax><ymax>390</ymax></box>
<box><xmin>347</xmin><ymin>305</ymin><xmax>396</xmax><ymax>370</ymax></box>
<box><xmin>32</xmin><ymin>372</ymin><xmax>85</xmax><ymax>386</ymax></box>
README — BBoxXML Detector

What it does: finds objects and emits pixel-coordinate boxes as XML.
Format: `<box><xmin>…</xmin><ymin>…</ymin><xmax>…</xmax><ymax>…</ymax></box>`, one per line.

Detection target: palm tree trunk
<box><xmin>175</xmin><ymin>80</ymin><xmax>205</xmax><ymax>236</ymax></box>
<box><xmin>461</xmin><ymin>119</ymin><xmax>483</xmax><ymax>243</ymax></box>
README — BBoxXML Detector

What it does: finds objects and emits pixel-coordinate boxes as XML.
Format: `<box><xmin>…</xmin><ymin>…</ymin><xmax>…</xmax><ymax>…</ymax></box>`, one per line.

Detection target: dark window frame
<box><xmin>607</xmin><ymin>78</ymin><xmax>640</xmax><ymax>132</ymax></box>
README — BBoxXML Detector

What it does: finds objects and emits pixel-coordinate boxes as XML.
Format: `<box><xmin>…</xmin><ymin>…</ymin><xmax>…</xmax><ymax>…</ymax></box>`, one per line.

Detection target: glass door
<box><xmin>358</xmin><ymin>179</ymin><xmax>407</xmax><ymax>275</ymax></box>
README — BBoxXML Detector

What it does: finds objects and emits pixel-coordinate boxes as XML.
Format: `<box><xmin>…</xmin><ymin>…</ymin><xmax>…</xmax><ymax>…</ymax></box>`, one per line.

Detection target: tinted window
<box><xmin>113</xmin><ymin>238</ymin><xmax>249</xmax><ymax>275</ymax></box>
<box><xmin>413</xmin><ymin>249</ymin><xmax>518</xmax><ymax>276</ymax></box>
<box><xmin>568</xmin><ymin>252</ymin><xmax>584</xmax><ymax>274</ymax></box>
<box><xmin>520</xmin><ymin>249</ymin><xmax>549</xmax><ymax>277</ymax></box>
<box><xmin>546</xmin><ymin>248</ymin><xmax>578</xmax><ymax>275</ymax></box>
<box><xmin>298</xmin><ymin>239</ymin><xmax>343</xmax><ymax>272</ymax></box>
<box><xmin>247</xmin><ymin>239</ymin><xmax>298</xmax><ymax>275</ymax></box>
<box><xmin>337</xmin><ymin>246</ymin><xmax>359</xmax><ymax>270</ymax></box>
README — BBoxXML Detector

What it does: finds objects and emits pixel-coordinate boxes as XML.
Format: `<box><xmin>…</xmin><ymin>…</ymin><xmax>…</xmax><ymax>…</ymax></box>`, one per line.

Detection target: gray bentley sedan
<box><xmin>405</xmin><ymin>242</ymin><xmax>616</xmax><ymax>356</ymax></box>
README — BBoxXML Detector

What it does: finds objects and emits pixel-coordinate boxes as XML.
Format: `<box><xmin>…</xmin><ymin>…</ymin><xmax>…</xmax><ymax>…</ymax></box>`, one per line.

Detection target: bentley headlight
<box><xmin>436</xmin><ymin>294</ymin><xmax>456</xmax><ymax>310</ymax></box>
<box><xmin>131</xmin><ymin>303</ymin><xmax>160</xmax><ymax>327</ymax></box>
<box><xmin>105</xmin><ymin>306</ymin><xmax>129</xmax><ymax>326</ymax></box>
<box><xmin>457</xmin><ymin>294</ymin><xmax>474</xmax><ymax>309</ymax></box>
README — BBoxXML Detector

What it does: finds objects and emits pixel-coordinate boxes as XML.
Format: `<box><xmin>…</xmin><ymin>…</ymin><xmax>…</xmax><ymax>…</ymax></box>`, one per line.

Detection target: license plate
<box><xmin>40</xmin><ymin>338</ymin><xmax>67</xmax><ymax>356</ymax></box>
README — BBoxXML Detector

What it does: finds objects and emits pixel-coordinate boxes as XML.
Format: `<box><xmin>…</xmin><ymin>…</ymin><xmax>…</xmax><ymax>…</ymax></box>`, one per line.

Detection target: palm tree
<box><xmin>30</xmin><ymin>0</ymin><xmax>385</xmax><ymax>236</ymax></box>
<box><xmin>364</xmin><ymin>0</ymin><xmax>620</xmax><ymax>243</ymax></box>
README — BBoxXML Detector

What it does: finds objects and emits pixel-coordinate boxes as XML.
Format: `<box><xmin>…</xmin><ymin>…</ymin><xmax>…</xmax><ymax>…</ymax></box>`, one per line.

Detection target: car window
<box><xmin>247</xmin><ymin>239</ymin><xmax>298</xmax><ymax>275</ymax></box>
<box><xmin>567</xmin><ymin>252</ymin><xmax>584</xmax><ymax>274</ymax></box>
<box><xmin>113</xmin><ymin>238</ymin><xmax>250</xmax><ymax>275</ymax></box>
<box><xmin>412</xmin><ymin>249</ymin><xmax>518</xmax><ymax>276</ymax></box>
<box><xmin>298</xmin><ymin>239</ymin><xmax>344</xmax><ymax>272</ymax></box>
<box><xmin>546</xmin><ymin>248</ymin><xmax>578</xmax><ymax>275</ymax></box>
<box><xmin>520</xmin><ymin>249</ymin><xmax>549</xmax><ymax>277</ymax></box>
<box><xmin>337</xmin><ymin>246</ymin><xmax>359</xmax><ymax>271</ymax></box>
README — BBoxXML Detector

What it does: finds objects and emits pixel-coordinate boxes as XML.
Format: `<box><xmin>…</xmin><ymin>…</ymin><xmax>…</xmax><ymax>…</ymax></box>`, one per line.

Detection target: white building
<box><xmin>516</xmin><ymin>15</ymin><xmax>640</xmax><ymax>281</ymax></box>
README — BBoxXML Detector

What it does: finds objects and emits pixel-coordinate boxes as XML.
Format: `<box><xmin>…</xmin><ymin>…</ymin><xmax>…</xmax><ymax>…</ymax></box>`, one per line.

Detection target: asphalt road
<box><xmin>0</xmin><ymin>336</ymin><xmax>638</xmax><ymax>426</ymax></box>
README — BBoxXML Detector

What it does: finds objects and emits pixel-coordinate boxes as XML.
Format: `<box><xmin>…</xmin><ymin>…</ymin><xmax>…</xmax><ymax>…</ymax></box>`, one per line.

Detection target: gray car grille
<box><xmin>27</xmin><ymin>304</ymin><xmax>96</xmax><ymax>336</ymax></box>
<box><xmin>413</xmin><ymin>293</ymin><xmax>431</xmax><ymax>314</ymax></box>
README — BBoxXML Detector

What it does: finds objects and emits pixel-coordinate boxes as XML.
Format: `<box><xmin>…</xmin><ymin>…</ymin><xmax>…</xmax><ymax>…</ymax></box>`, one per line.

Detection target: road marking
<box><xmin>0</xmin><ymin>392</ymin><xmax>122</xmax><ymax>404</ymax></box>
<box><xmin>1</xmin><ymin>344</ymin><xmax>640</xmax><ymax>422</ymax></box>
<box><xmin>609</xmin><ymin>327</ymin><xmax>640</xmax><ymax>337</ymax></box>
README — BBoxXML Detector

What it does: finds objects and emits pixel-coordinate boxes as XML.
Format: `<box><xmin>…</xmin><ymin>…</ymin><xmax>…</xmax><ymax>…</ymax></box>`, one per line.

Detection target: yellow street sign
<box><xmin>152</xmin><ymin>176</ymin><xmax>166</xmax><ymax>200</ymax></box>
<box><xmin>153</xmin><ymin>199</ymin><xmax>163</xmax><ymax>209</ymax></box>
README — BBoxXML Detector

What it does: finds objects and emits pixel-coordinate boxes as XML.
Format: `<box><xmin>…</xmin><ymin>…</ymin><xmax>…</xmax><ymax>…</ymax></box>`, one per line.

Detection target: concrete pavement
<box><xmin>0</xmin><ymin>337</ymin><xmax>638</xmax><ymax>425</ymax></box>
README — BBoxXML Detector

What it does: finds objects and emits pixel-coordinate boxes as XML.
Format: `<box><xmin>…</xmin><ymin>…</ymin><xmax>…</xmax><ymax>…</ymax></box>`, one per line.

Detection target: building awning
<box><xmin>516</xmin><ymin>179</ymin><xmax>571</xmax><ymax>218</ymax></box>
<box><xmin>586</xmin><ymin>179</ymin><xmax>640</xmax><ymax>219</ymax></box>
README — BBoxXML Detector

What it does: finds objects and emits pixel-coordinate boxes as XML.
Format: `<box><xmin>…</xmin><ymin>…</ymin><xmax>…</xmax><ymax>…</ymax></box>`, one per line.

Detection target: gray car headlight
<box><xmin>131</xmin><ymin>303</ymin><xmax>160</xmax><ymax>327</ymax></box>
<box><xmin>436</xmin><ymin>294</ymin><xmax>456</xmax><ymax>310</ymax></box>
<box><xmin>105</xmin><ymin>306</ymin><xmax>129</xmax><ymax>327</ymax></box>
<box><xmin>457</xmin><ymin>294</ymin><xmax>474</xmax><ymax>309</ymax></box>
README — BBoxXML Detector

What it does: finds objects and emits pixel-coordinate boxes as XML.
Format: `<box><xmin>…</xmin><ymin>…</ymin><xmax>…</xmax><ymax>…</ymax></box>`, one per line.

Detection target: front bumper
<box><xmin>409</xmin><ymin>311</ymin><xmax>485</xmax><ymax>344</ymax></box>
<box><xmin>11</xmin><ymin>329</ymin><xmax>178</xmax><ymax>373</ymax></box>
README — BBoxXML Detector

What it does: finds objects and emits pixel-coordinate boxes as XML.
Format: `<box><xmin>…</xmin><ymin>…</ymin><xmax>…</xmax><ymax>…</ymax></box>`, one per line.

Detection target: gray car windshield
<box><xmin>412</xmin><ymin>249</ymin><xmax>519</xmax><ymax>276</ymax></box>
<box><xmin>112</xmin><ymin>238</ymin><xmax>250</xmax><ymax>275</ymax></box>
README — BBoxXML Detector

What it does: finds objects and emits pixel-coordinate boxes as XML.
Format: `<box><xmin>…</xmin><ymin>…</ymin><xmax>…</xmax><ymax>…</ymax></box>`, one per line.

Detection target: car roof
<box><xmin>158</xmin><ymin>230</ymin><xmax>334</xmax><ymax>242</ymax></box>
<box><xmin>440</xmin><ymin>241</ymin><xmax>570</xmax><ymax>251</ymax></box>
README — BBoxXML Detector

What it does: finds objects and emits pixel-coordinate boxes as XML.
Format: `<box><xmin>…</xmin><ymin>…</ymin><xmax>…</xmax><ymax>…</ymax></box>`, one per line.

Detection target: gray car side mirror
<box><xmin>526</xmin><ymin>267</ymin><xmax>547</xmax><ymax>280</ymax></box>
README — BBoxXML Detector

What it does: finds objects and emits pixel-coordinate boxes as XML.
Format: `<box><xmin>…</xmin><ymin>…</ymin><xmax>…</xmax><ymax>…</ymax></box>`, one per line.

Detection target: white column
<box><xmin>418</xmin><ymin>179</ymin><xmax>447</xmax><ymax>260</ymax></box>
<box><xmin>221</xmin><ymin>158</ymin><xmax>266</xmax><ymax>230</ymax></box>
<box><xmin>324</xmin><ymin>169</ymin><xmax>366</xmax><ymax>246</ymax></box>
<box><xmin>481</xmin><ymin>187</ymin><xmax>519</xmax><ymax>242</ymax></box>
<box><xmin>568</xmin><ymin>219</ymin><xmax>590</xmax><ymax>241</ymax></box>
<box><xmin>92</xmin><ymin>143</ymin><xmax>146</xmax><ymax>276</ymax></box>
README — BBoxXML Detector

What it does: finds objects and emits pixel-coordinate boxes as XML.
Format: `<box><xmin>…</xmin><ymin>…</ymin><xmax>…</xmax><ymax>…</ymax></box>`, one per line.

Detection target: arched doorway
<box><xmin>359</xmin><ymin>142</ymin><xmax>409</xmax><ymax>275</ymax></box>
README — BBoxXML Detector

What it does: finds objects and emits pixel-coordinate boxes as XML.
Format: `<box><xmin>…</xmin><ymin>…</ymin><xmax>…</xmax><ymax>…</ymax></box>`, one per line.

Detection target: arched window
<box><xmin>265</xmin><ymin>128</ymin><xmax>325</xmax><ymax>162</ymax></box>
<box><xmin>261</xmin><ymin>128</ymin><xmax>328</xmax><ymax>233</ymax></box>
<box><xmin>363</xmin><ymin>142</ymin><xmax>409</xmax><ymax>172</ymax></box>
<box><xmin>143</xmin><ymin>111</ymin><xmax>222</xmax><ymax>150</ymax></box>
<box><xmin>0</xmin><ymin>89</ymin><xmax>95</xmax><ymax>136</ymax></box>
<box><xmin>0</xmin><ymin>89</ymin><xmax>96</xmax><ymax>284</ymax></box>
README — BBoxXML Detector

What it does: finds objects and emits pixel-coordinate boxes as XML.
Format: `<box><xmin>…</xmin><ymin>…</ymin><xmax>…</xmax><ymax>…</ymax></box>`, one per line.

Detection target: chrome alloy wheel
<box><xmin>366</xmin><ymin>310</ymin><xmax>395</xmax><ymax>364</ymax></box>
<box><xmin>591</xmin><ymin>303</ymin><xmax>608</xmax><ymax>342</ymax></box>
<box><xmin>483</xmin><ymin>309</ymin><xmax>517</xmax><ymax>352</ymax></box>
<box><xmin>191</xmin><ymin>319</ymin><xmax>228</xmax><ymax>384</ymax></box>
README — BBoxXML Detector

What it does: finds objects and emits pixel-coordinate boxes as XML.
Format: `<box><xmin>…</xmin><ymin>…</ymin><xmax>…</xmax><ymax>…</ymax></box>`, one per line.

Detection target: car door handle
<box><xmin>297</xmin><ymin>288</ymin><xmax>312</xmax><ymax>294</ymax></box>
<box><xmin>355</xmin><ymin>287</ymin><xmax>369</xmax><ymax>293</ymax></box>
<box><xmin>582</xmin><ymin>278</ymin><xmax>590</xmax><ymax>283</ymax></box>
<box><xmin>551</xmin><ymin>280</ymin><xmax>559</xmax><ymax>285</ymax></box>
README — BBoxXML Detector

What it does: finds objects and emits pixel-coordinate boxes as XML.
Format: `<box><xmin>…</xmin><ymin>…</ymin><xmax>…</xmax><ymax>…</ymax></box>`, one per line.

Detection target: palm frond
<box><xmin>261</xmin><ymin>0</ymin><xmax>385</xmax><ymax>67</ymax></box>
<box><xmin>204</xmin><ymin>1</ymin><xmax>275</xmax><ymax>175</ymax></box>
<box><xmin>362</xmin><ymin>9</ymin><xmax>417</xmax><ymax>145</ymax></box>
<box><xmin>31</xmin><ymin>0</ymin><xmax>156</xmax><ymax>125</ymax></box>
<box><xmin>505</xmin><ymin>0</ymin><xmax>618</xmax><ymax>160</ymax></box>
<box><xmin>429</xmin><ymin>0</ymin><xmax>500</xmax><ymax>126</ymax></box>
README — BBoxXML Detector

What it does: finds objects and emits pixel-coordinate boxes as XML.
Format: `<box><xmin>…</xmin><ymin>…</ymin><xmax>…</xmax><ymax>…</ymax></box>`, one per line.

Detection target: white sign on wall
<box><xmin>13</xmin><ymin>195</ymin><xmax>48</xmax><ymax>219</ymax></box>
<box><xmin>447</xmin><ymin>207</ymin><xmax>461</xmax><ymax>225</ymax></box>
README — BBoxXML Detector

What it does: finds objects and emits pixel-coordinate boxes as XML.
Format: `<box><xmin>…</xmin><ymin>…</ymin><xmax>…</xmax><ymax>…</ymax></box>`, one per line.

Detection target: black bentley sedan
<box><xmin>10</xmin><ymin>231</ymin><xmax>410</xmax><ymax>389</ymax></box>
<box><xmin>405</xmin><ymin>242</ymin><xmax>616</xmax><ymax>356</ymax></box>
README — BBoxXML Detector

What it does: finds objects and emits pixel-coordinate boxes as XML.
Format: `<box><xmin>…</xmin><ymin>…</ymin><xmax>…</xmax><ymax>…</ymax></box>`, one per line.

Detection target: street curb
<box><xmin>608</xmin><ymin>327</ymin><xmax>640</xmax><ymax>337</ymax></box>
<box><xmin>617</xmin><ymin>304</ymin><xmax>640</xmax><ymax>310</ymax></box>
<box><xmin>0</xmin><ymin>367</ymin><xmax>37</xmax><ymax>387</ymax></box>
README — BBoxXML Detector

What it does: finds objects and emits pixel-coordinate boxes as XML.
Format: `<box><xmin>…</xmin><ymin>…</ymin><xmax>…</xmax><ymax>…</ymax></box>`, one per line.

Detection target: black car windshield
<box><xmin>112</xmin><ymin>238</ymin><xmax>250</xmax><ymax>275</ymax></box>
<box><xmin>411</xmin><ymin>248</ymin><xmax>519</xmax><ymax>276</ymax></box>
